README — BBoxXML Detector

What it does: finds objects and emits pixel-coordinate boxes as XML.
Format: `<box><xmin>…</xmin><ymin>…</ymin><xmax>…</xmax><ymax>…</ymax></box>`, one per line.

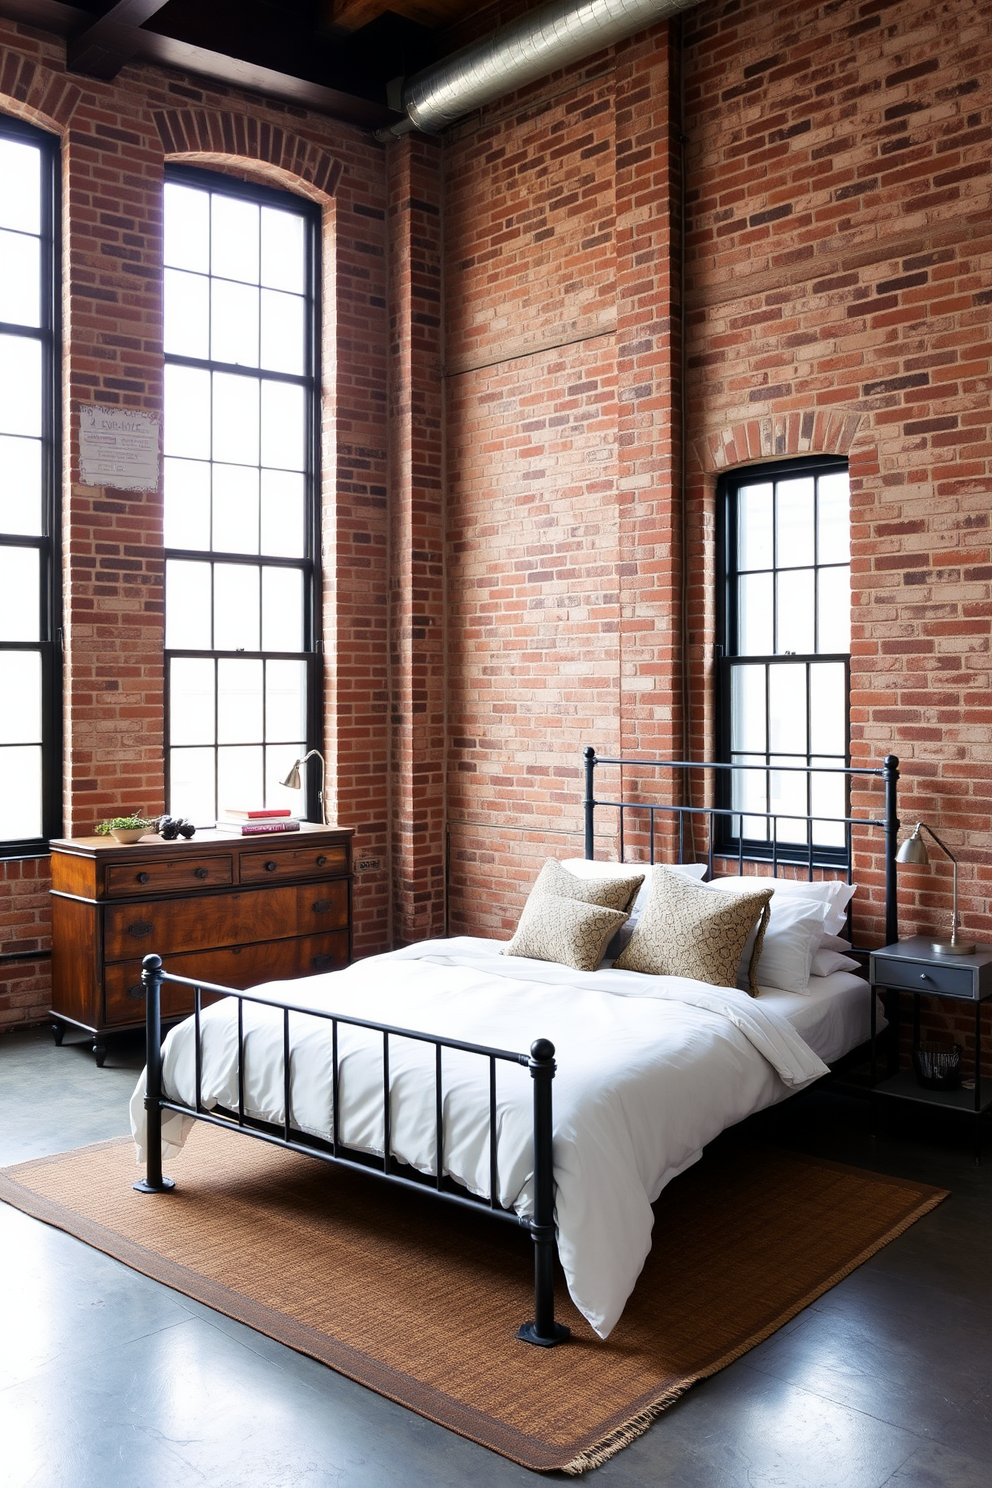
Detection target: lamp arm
<box><xmin>920</xmin><ymin>823</ymin><xmax>962</xmax><ymax>939</ymax></box>
<box><xmin>298</xmin><ymin>749</ymin><xmax>328</xmax><ymax>826</ymax></box>
<box><xmin>918</xmin><ymin>822</ymin><xmax>957</xmax><ymax>864</ymax></box>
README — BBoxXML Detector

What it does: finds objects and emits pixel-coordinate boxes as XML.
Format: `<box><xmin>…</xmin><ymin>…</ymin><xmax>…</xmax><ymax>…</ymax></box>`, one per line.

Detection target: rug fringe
<box><xmin>559</xmin><ymin>1381</ymin><xmax>693</xmax><ymax>1475</ymax></box>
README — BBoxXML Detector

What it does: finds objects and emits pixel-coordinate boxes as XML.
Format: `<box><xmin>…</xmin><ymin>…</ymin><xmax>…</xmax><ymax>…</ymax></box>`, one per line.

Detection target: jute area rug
<box><xmin>0</xmin><ymin>1125</ymin><xmax>945</xmax><ymax>1474</ymax></box>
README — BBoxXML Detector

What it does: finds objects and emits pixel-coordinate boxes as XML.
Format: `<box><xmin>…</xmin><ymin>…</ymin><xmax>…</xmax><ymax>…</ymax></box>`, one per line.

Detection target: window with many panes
<box><xmin>163</xmin><ymin>169</ymin><xmax>321</xmax><ymax>826</ymax></box>
<box><xmin>716</xmin><ymin>458</ymin><xmax>851</xmax><ymax>863</ymax></box>
<box><xmin>0</xmin><ymin>119</ymin><xmax>59</xmax><ymax>854</ymax></box>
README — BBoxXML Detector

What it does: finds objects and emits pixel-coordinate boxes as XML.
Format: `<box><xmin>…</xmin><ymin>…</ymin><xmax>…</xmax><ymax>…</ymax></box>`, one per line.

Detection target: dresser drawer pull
<box><xmin>311</xmin><ymin>953</ymin><xmax>336</xmax><ymax>969</ymax></box>
<box><xmin>127</xmin><ymin>982</ymin><xmax>144</xmax><ymax>1000</ymax></box>
<box><xmin>265</xmin><ymin>860</ymin><xmax>278</xmax><ymax>872</ymax></box>
<box><xmin>919</xmin><ymin>972</ymin><xmax>932</xmax><ymax>983</ymax></box>
<box><xmin>137</xmin><ymin>872</ymin><xmax>149</xmax><ymax>885</ymax></box>
<box><xmin>311</xmin><ymin>899</ymin><xmax>331</xmax><ymax>915</ymax></box>
<box><xmin>127</xmin><ymin>920</ymin><xmax>154</xmax><ymax>939</ymax></box>
<box><xmin>194</xmin><ymin>867</ymin><xmax>208</xmax><ymax>879</ymax></box>
<box><xmin>316</xmin><ymin>855</ymin><xmax>327</xmax><ymax>867</ymax></box>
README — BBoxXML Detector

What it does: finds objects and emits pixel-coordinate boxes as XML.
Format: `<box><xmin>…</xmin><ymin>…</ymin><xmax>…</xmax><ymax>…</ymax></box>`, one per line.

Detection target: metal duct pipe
<box><xmin>376</xmin><ymin>0</ymin><xmax>704</xmax><ymax>139</ymax></box>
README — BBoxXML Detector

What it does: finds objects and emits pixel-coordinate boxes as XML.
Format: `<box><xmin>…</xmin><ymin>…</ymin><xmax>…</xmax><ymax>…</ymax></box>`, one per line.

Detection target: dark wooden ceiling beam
<box><xmin>67</xmin><ymin>0</ymin><xmax>170</xmax><ymax>79</ymax></box>
<box><xmin>0</xmin><ymin>0</ymin><xmax>398</xmax><ymax>127</ymax></box>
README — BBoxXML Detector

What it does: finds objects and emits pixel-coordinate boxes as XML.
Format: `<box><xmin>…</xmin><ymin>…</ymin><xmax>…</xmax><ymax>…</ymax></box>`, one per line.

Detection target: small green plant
<box><xmin>94</xmin><ymin>812</ymin><xmax>154</xmax><ymax>835</ymax></box>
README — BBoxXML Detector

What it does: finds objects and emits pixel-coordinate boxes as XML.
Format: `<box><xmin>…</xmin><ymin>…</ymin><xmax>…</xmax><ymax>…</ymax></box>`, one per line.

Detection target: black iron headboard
<box><xmin>582</xmin><ymin>749</ymin><xmax>900</xmax><ymax>947</ymax></box>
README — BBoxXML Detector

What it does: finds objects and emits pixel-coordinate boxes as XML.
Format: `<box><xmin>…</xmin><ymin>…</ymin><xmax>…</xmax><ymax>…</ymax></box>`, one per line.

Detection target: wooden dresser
<box><xmin>50</xmin><ymin>824</ymin><xmax>353</xmax><ymax>1064</ymax></box>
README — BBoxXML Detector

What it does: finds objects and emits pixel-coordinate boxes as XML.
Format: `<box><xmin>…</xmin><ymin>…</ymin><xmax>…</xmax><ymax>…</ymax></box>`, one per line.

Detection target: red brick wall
<box><xmin>3</xmin><ymin>0</ymin><xmax>992</xmax><ymax>1039</ymax></box>
<box><xmin>443</xmin><ymin>0</ymin><xmax>992</xmax><ymax>958</ymax></box>
<box><xmin>0</xmin><ymin>18</ymin><xmax>393</xmax><ymax>1027</ymax></box>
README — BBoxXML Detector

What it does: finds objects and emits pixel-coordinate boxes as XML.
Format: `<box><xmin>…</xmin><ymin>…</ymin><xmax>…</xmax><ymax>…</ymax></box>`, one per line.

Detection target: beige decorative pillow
<box><xmin>530</xmin><ymin>857</ymin><xmax>644</xmax><ymax>914</ymax></box>
<box><xmin>502</xmin><ymin>893</ymin><xmax>630</xmax><ymax>972</ymax></box>
<box><xmin>613</xmin><ymin>867</ymin><xmax>773</xmax><ymax>994</ymax></box>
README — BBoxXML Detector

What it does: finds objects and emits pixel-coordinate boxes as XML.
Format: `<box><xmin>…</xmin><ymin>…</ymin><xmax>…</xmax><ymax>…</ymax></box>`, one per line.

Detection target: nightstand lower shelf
<box><xmin>871</xmin><ymin>1069</ymin><xmax>992</xmax><ymax>1116</ymax></box>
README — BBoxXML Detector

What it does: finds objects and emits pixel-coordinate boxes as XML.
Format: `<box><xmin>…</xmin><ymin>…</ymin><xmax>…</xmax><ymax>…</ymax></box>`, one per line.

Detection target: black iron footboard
<box><xmin>134</xmin><ymin>952</ymin><xmax>570</xmax><ymax>1347</ymax></box>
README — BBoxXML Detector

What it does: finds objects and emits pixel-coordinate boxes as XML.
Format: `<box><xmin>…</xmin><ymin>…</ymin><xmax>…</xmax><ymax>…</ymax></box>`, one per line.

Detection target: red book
<box><xmin>222</xmin><ymin>807</ymin><xmax>292</xmax><ymax>819</ymax></box>
<box><xmin>215</xmin><ymin>818</ymin><xmax>301</xmax><ymax>835</ymax></box>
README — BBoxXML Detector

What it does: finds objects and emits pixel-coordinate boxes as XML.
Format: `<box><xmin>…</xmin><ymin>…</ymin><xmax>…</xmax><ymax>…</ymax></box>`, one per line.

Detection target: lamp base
<box><xmin>930</xmin><ymin>938</ymin><xmax>977</xmax><ymax>956</ymax></box>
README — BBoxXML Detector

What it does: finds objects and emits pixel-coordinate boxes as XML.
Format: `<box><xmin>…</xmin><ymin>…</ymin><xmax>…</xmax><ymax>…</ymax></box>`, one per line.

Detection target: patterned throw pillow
<box><xmin>613</xmin><ymin>867</ymin><xmax>773</xmax><ymax>994</ymax></box>
<box><xmin>529</xmin><ymin>857</ymin><xmax>644</xmax><ymax>913</ymax></box>
<box><xmin>502</xmin><ymin>894</ymin><xmax>630</xmax><ymax>972</ymax></box>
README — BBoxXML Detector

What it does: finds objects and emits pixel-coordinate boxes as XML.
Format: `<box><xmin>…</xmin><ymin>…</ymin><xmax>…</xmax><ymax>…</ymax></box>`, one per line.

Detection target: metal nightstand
<box><xmin>870</xmin><ymin>937</ymin><xmax>992</xmax><ymax>1161</ymax></box>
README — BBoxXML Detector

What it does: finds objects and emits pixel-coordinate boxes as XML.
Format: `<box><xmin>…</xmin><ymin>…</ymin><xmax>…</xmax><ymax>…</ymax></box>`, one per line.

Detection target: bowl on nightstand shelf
<box><xmin>912</xmin><ymin>1043</ymin><xmax>962</xmax><ymax>1091</ymax></box>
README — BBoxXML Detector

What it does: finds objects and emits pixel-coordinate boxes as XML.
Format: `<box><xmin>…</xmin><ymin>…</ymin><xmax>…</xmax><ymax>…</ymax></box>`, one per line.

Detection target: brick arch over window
<box><xmin>152</xmin><ymin>108</ymin><xmax>342</xmax><ymax>202</ymax></box>
<box><xmin>693</xmin><ymin>411</ymin><xmax>864</xmax><ymax>475</ymax></box>
<box><xmin>0</xmin><ymin>48</ymin><xmax>81</xmax><ymax>131</ymax></box>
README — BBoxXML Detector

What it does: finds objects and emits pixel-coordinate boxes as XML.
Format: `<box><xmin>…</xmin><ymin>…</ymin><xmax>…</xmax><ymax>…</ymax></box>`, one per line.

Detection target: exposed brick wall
<box><xmin>387</xmin><ymin>134</ymin><xmax>446</xmax><ymax>946</ymax></box>
<box><xmin>3</xmin><ymin>0</ymin><xmax>992</xmax><ymax>1046</ymax></box>
<box><xmin>443</xmin><ymin>0</ymin><xmax>992</xmax><ymax>955</ymax></box>
<box><xmin>0</xmin><ymin>19</ymin><xmax>394</xmax><ymax>1025</ymax></box>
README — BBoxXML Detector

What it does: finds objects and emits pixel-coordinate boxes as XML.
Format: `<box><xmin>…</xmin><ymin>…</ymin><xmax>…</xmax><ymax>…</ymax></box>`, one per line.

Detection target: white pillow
<box><xmin>812</xmin><ymin>948</ymin><xmax>860</xmax><ymax>977</ymax></box>
<box><xmin>706</xmin><ymin>880</ymin><xmax>828</xmax><ymax>993</ymax></box>
<box><xmin>818</xmin><ymin>931</ymin><xmax>854</xmax><ymax>953</ymax></box>
<box><xmin>561</xmin><ymin>859</ymin><xmax>707</xmax><ymax>925</ymax></box>
<box><xmin>710</xmin><ymin>875</ymin><xmax>856</xmax><ymax>936</ymax></box>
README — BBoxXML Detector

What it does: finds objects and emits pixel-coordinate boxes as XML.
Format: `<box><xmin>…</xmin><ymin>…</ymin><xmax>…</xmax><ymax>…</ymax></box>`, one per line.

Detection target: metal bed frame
<box><xmin>583</xmin><ymin>748</ymin><xmax>901</xmax><ymax>948</ymax></box>
<box><xmin>134</xmin><ymin>751</ymin><xmax>902</xmax><ymax>1349</ymax></box>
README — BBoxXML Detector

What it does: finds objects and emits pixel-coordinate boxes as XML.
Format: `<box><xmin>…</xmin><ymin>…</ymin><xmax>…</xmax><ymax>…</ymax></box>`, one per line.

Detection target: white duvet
<box><xmin>130</xmin><ymin>936</ymin><xmax>829</xmax><ymax>1338</ymax></box>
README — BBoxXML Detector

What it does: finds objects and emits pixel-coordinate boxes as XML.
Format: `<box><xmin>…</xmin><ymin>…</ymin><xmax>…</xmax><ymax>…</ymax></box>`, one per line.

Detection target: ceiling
<box><xmin>0</xmin><ymin>0</ymin><xmax>495</xmax><ymax>128</ymax></box>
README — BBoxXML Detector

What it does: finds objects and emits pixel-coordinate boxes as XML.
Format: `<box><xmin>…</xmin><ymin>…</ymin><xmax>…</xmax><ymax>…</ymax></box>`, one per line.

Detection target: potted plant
<box><xmin>94</xmin><ymin>812</ymin><xmax>155</xmax><ymax>844</ymax></box>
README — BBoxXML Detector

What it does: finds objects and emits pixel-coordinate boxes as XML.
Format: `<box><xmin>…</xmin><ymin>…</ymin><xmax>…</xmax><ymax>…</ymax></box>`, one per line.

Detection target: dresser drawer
<box><xmin>105</xmin><ymin>854</ymin><xmax>233</xmax><ymax>897</ymax></box>
<box><xmin>103</xmin><ymin>930</ymin><xmax>350</xmax><ymax>1026</ymax></box>
<box><xmin>870</xmin><ymin>956</ymin><xmax>977</xmax><ymax>1000</ymax></box>
<box><xmin>103</xmin><ymin>881</ymin><xmax>349</xmax><ymax>962</ymax></box>
<box><xmin>240</xmin><ymin>842</ymin><xmax>349</xmax><ymax>884</ymax></box>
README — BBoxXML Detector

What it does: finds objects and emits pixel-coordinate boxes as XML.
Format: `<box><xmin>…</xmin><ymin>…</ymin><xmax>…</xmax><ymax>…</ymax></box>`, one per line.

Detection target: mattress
<box><xmin>758</xmin><ymin>969</ymin><xmax>875</xmax><ymax>1068</ymax></box>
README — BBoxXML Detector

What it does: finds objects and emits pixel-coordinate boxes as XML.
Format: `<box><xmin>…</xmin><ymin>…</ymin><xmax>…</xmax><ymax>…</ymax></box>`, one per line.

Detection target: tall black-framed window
<box><xmin>716</xmin><ymin>457</ymin><xmax>851</xmax><ymax>864</ymax></box>
<box><xmin>163</xmin><ymin>167</ymin><xmax>322</xmax><ymax>826</ymax></box>
<box><xmin>0</xmin><ymin>117</ymin><xmax>60</xmax><ymax>856</ymax></box>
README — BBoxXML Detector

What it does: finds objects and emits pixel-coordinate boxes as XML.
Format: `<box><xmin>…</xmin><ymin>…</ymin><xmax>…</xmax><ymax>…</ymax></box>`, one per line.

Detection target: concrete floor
<box><xmin>1</xmin><ymin>1025</ymin><xmax>991</xmax><ymax>1488</ymax></box>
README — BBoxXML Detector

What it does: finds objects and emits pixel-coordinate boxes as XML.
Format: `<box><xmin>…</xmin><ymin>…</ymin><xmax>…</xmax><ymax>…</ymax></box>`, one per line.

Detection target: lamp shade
<box><xmin>281</xmin><ymin>760</ymin><xmax>302</xmax><ymax>791</ymax></box>
<box><xmin>895</xmin><ymin>828</ymin><xmax>929</xmax><ymax>865</ymax></box>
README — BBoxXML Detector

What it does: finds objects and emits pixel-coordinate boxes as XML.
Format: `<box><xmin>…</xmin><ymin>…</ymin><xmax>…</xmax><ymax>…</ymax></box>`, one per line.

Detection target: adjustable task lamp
<box><xmin>895</xmin><ymin>822</ymin><xmax>975</xmax><ymax>956</ymax></box>
<box><xmin>280</xmin><ymin>749</ymin><xmax>328</xmax><ymax>826</ymax></box>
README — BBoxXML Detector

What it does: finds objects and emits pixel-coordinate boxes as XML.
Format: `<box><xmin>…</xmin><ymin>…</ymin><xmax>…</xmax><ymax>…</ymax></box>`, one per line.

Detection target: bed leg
<box><xmin>516</xmin><ymin>1039</ymin><xmax>570</xmax><ymax>1347</ymax></box>
<box><xmin>133</xmin><ymin>953</ymin><xmax>175</xmax><ymax>1196</ymax></box>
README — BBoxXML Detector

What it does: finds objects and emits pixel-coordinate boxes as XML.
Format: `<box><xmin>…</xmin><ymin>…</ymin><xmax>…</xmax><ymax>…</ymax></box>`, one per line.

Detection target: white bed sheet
<box><xmin>757</xmin><ymin>969</ymin><xmax>874</xmax><ymax>1067</ymax></box>
<box><xmin>130</xmin><ymin>938</ymin><xmax>864</xmax><ymax>1339</ymax></box>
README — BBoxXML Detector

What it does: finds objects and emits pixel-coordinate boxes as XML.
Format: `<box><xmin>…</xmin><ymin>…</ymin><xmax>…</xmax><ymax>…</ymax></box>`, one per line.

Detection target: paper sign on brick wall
<box><xmin>78</xmin><ymin>405</ymin><xmax>160</xmax><ymax>492</ymax></box>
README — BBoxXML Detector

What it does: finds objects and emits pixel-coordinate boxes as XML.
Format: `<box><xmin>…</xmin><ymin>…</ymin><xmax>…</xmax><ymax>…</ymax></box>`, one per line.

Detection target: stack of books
<box><xmin>215</xmin><ymin>808</ymin><xmax>301</xmax><ymax>835</ymax></box>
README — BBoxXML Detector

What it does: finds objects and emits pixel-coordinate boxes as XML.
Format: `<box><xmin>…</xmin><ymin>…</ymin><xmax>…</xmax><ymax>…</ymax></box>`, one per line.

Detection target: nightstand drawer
<box><xmin>870</xmin><ymin>956</ymin><xmax>977</xmax><ymax>999</ymax></box>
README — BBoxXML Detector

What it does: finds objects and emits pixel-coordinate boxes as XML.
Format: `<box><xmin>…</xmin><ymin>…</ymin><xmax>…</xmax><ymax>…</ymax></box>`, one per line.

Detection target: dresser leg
<box><xmin>51</xmin><ymin>1020</ymin><xmax>64</xmax><ymax>1047</ymax></box>
<box><xmin>92</xmin><ymin>1039</ymin><xmax>107</xmax><ymax>1068</ymax></box>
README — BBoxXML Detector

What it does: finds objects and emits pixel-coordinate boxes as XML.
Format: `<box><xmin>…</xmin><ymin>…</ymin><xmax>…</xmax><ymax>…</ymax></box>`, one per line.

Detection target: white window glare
<box><xmin>0</xmin><ymin>128</ymin><xmax>52</xmax><ymax>848</ymax></box>
<box><xmin>261</xmin><ymin>380</ymin><xmax>305</xmax><ymax>470</ymax></box>
<box><xmin>163</xmin><ymin>183</ymin><xmax>209</xmax><ymax>273</ymax></box>
<box><xmin>0</xmin><ymin>335</ymin><xmax>42</xmax><ymax>437</ymax></box>
<box><xmin>164</xmin><ymin>268</ymin><xmax>209</xmax><ymax>360</ymax></box>
<box><xmin>260</xmin><ymin>207</ymin><xmax>305</xmax><ymax>292</ymax></box>
<box><xmin>0</xmin><ymin>139</ymin><xmax>41</xmax><ymax>234</ymax></box>
<box><xmin>211</xmin><ymin>193</ymin><xmax>259</xmax><ymax>284</ymax></box>
<box><xmin>163</xmin><ymin>364</ymin><xmax>210</xmax><ymax>459</ymax></box>
<box><xmin>0</xmin><ymin>230</ymin><xmax>40</xmax><ymax>326</ymax></box>
<box><xmin>0</xmin><ymin>435</ymin><xmax>42</xmax><ymax>536</ymax></box>
<box><xmin>164</xmin><ymin>175</ymin><xmax>315</xmax><ymax>822</ymax></box>
<box><xmin>724</xmin><ymin>464</ymin><xmax>851</xmax><ymax>858</ymax></box>
<box><xmin>213</xmin><ymin>372</ymin><xmax>259</xmax><ymax>465</ymax></box>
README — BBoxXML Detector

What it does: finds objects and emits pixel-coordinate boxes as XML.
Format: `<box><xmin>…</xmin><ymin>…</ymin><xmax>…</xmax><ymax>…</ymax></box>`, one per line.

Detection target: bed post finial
<box><xmin>133</xmin><ymin>952</ymin><xmax>176</xmax><ymax>1196</ymax></box>
<box><xmin>516</xmin><ymin>1039</ymin><xmax>570</xmax><ymax>1347</ymax></box>
<box><xmin>584</xmin><ymin>747</ymin><xmax>597</xmax><ymax>860</ymax></box>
